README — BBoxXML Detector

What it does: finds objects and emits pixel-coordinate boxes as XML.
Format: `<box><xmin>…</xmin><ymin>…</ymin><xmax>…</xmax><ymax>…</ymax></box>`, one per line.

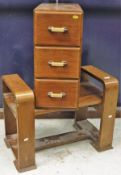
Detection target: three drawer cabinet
<box><xmin>34</xmin><ymin>3</ymin><xmax>83</xmax><ymax>108</ymax></box>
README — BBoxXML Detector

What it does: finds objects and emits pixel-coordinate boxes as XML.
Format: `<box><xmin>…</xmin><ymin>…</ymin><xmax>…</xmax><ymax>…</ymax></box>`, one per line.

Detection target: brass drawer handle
<box><xmin>48</xmin><ymin>92</ymin><xmax>66</xmax><ymax>98</ymax></box>
<box><xmin>48</xmin><ymin>60</ymin><xmax>68</xmax><ymax>67</ymax></box>
<box><xmin>48</xmin><ymin>26</ymin><xmax>68</xmax><ymax>33</ymax></box>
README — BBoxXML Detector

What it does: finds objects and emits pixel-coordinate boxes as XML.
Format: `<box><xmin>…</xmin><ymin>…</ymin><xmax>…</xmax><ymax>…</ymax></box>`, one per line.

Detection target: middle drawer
<box><xmin>34</xmin><ymin>46</ymin><xmax>81</xmax><ymax>79</ymax></box>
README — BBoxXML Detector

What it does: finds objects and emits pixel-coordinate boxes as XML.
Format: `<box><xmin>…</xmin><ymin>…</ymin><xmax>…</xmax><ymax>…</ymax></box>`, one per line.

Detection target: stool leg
<box><xmin>93</xmin><ymin>84</ymin><xmax>118</xmax><ymax>151</ymax></box>
<box><xmin>74</xmin><ymin>108</ymin><xmax>88</xmax><ymax>130</ymax></box>
<box><xmin>75</xmin><ymin>107</ymin><xmax>88</xmax><ymax>121</ymax></box>
<box><xmin>15</xmin><ymin>96</ymin><xmax>36</xmax><ymax>172</ymax></box>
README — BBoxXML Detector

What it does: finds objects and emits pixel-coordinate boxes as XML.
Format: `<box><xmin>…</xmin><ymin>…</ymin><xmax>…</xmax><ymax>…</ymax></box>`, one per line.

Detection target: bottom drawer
<box><xmin>35</xmin><ymin>79</ymin><xmax>79</xmax><ymax>108</ymax></box>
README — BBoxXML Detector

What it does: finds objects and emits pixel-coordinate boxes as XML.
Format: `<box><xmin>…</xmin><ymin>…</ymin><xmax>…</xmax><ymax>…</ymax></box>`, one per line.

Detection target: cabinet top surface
<box><xmin>34</xmin><ymin>3</ymin><xmax>83</xmax><ymax>13</ymax></box>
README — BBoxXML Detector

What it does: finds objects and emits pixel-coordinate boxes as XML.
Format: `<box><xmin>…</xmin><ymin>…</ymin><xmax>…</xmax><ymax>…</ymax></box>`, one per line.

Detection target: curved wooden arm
<box><xmin>2</xmin><ymin>74</ymin><xmax>36</xmax><ymax>170</ymax></box>
<box><xmin>2</xmin><ymin>74</ymin><xmax>34</xmax><ymax>102</ymax></box>
<box><xmin>81</xmin><ymin>65</ymin><xmax>119</xmax><ymax>87</ymax></box>
<box><xmin>82</xmin><ymin>65</ymin><xmax>119</xmax><ymax>151</ymax></box>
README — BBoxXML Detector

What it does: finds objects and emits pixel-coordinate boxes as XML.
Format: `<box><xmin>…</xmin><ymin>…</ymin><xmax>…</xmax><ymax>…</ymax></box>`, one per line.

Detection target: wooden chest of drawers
<box><xmin>34</xmin><ymin>3</ymin><xmax>83</xmax><ymax>108</ymax></box>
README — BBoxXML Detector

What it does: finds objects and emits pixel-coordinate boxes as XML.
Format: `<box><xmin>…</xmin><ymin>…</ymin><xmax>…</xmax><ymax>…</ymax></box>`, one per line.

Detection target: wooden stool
<box><xmin>2</xmin><ymin>65</ymin><xmax>119</xmax><ymax>172</ymax></box>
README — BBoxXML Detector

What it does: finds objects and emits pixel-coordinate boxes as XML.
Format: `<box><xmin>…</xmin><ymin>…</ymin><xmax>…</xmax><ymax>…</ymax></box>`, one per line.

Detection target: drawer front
<box><xmin>34</xmin><ymin>12</ymin><xmax>83</xmax><ymax>46</ymax></box>
<box><xmin>34</xmin><ymin>47</ymin><xmax>81</xmax><ymax>78</ymax></box>
<box><xmin>35</xmin><ymin>79</ymin><xmax>79</xmax><ymax>108</ymax></box>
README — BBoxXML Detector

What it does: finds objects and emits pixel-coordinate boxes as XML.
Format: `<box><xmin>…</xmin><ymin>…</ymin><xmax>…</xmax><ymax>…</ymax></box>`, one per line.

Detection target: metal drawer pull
<box><xmin>48</xmin><ymin>26</ymin><xmax>68</xmax><ymax>33</ymax></box>
<box><xmin>48</xmin><ymin>61</ymin><xmax>67</xmax><ymax>67</ymax></box>
<box><xmin>48</xmin><ymin>92</ymin><xmax>66</xmax><ymax>98</ymax></box>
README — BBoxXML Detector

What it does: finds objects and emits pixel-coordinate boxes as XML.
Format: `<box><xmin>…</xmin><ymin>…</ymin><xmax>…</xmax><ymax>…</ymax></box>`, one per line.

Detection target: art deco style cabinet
<box><xmin>2</xmin><ymin>3</ymin><xmax>119</xmax><ymax>172</ymax></box>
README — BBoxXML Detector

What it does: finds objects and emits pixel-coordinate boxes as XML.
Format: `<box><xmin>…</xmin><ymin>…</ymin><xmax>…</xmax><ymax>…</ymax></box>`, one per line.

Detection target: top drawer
<box><xmin>34</xmin><ymin>3</ymin><xmax>83</xmax><ymax>46</ymax></box>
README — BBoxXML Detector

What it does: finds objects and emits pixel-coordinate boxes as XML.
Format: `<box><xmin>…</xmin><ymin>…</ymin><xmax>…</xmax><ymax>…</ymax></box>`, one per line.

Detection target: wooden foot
<box><xmin>91</xmin><ymin>142</ymin><xmax>113</xmax><ymax>152</ymax></box>
<box><xmin>14</xmin><ymin>160</ymin><xmax>36</xmax><ymax>173</ymax></box>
